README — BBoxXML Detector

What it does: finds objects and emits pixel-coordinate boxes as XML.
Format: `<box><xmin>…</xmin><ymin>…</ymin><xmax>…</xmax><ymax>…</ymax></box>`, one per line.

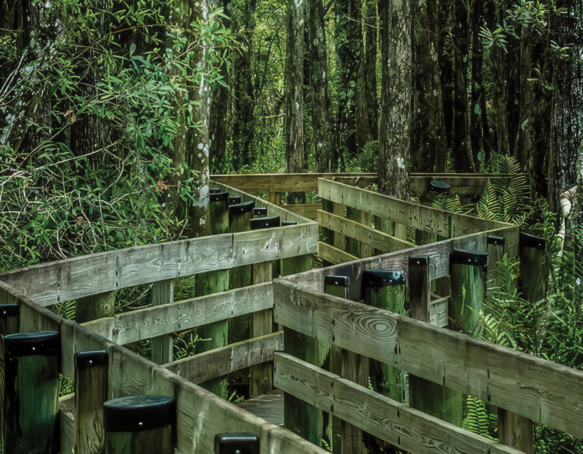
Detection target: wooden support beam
<box><xmin>75</xmin><ymin>350</ymin><xmax>109</xmax><ymax>454</ymax></box>
<box><xmin>84</xmin><ymin>283</ymin><xmax>273</xmax><ymax>345</ymax></box>
<box><xmin>318</xmin><ymin>242</ymin><xmax>358</xmax><ymax>266</ymax></box>
<box><xmin>275</xmin><ymin>352</ymin><xmax>524</xmax><ymax>454</ymax></box>
<box><xmin>164</xmin><ymin>332</ymin><xmax>283</xmax><ymax>385</ymax></box>
<box><xmin>75</xmin><ymin>291</ymin><xmax>116</xmax><ymax>324</ymax></box>
<box><xmin>151</xmin><ymin>279</ymin><xmax>174</xmax><ymax>365</ymax></box>
<box><xmin>408</xmin><ymin>256</ymin><xmax>462</xmax><ymax>426</ymax></box>
<box><xmin>274</xmin><ymin>278</ymin><xmax>583</xmax><ymax>439</ymax></box>
<box><xmin>60</xmin><ymin>394</ymin><xmax>76</xmax><ymax>454</ymax></box>
<box><xmin>318</xmin><ymin>210</ymin><xmax>413</xmax><ymax>254</ymax></box>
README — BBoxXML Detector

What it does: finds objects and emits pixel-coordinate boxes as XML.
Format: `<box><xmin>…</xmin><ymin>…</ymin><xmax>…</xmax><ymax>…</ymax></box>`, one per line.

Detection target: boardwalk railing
<box><xmin>271</xmin><ymin>178</ymin><xmax>580</xmax><ymax>454</ymax></box>
<box><xmin>0</xmin><ymin>180</ymin><xmax>325</xmax><ymax>454</ymax></box>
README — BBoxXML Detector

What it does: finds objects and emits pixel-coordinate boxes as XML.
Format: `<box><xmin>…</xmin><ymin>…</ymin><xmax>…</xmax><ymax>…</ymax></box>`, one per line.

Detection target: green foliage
<box><xmin>345</xmin><ymin>141</ymin><xmax>378</xmax><ymax>173</ymax></box>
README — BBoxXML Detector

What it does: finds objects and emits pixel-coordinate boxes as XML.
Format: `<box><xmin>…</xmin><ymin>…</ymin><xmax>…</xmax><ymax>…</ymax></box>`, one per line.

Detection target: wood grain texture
<box><xmin>76</xmin><ymin>291</ymin><xmax>116</xmax><ymax>324</ymax></box>
<box><xmin>274</xmin><ymin>278</ymin><xmax>583</xmax><ymax>439</ymax></box>
<box><xmin>75</xmin><ymin>361</ymin><xmax>108</xmax><ymax>454</ymax></box>
<box><xmin>151</xmin><ymin>279</ymin><xmax>174</xmax><ymax>365</ymax></box>
<box><xmin>105</xmin><ymin>425</ymin><xmax>173</xmax><ymax>454</ymax></box>
<box><xmin>0</xmin><ymin>223</ymin><xmax>317</xmax><ymax>307</ymax></box>
<box><xmin>59</xmin><ymin>395</ymin><xmax>76</xmax><ymax>454</ymax></box>
<box><xmin>318</xmin><ymin>210</ymin><xmax>413</xmax><ymax>253</ymax></box>
<box><xmin>164</xmin><ymin>332</ymin><xmax>283</xmax><ymax>384</ymax></box>
<box><xmin>274</xmin><ymin>353</ymin><xmax>523</xmax><ymax>454</ymax></box>
<box><xmin>84</xmin><ymin>283</ymin><xmax>273</xmax><ymax>345</ymax></box>
<box><xmin>318</xmin><ymin>242</ymin><xmax>358</xmax><ymax>265</ymax></box>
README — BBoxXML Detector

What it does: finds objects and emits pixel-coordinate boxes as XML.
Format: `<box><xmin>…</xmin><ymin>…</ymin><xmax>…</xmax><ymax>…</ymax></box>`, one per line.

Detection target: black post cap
<box><xmin>282</xmin><ymin>221</ymin><xmax>297</xmax><ymax>226</ymax></box>
<box><xmin>76</xmin><ymin>350</ymin><xmax>108</xmax><ymax>370</ymax></box>
<box><xmin>363</xmin><ymin>270</ymin><xmax>406</xmax><ymax>287</ymax></box>
<box><xmin>4</xmin><ymin>331</ymin><xmax>60</xmax><ymax>357</ymax></box>
<box><xmin>104</xmin><ymin>395</ymin><xmax>176</xmax><ymax>432</ymax></box>
<box><xmin>228</xmin><ymin>201</ymin><xmax>255</xmax><ymax>216</ymax></box>
<box><xmin>450</xmin><ymin>249</ymin><xmax>488</xmax><ymax>267</ymax></box>
<box><xmin>429</xmin><ymin>180</ymin><xmax>451</xmax><ymax>194</ymax></box>
<box><xmin>487</xmin><ymin>236</ymin><xmax>505</xmax><ymax>246</ymax></box>
<box><xmin>228</xmin><ymin>196</ymin><xmax>242</xmax><ymax>206</ymax></box>
<box><xmin>253</xmin><ymin>207</ymin><xmax>268</xmax><ymax>216</ymax></box>
<box><xmin>250</xmin><ymin>216</ymin><xmax>280</xmax><ymax>230</ymax></box>
<box><xmin>325</xmin><ymin>275</ymin><xmax>350</xmax><ymax>287</ymax></box>
<box><xmin>520</xmin><ymin>233</ymin><xmax>545</xmax><ymax>250</ymax></box>
<box><xmin>409</xmin><ymin>256</ymin><xmax>429</xmax><ymax>266</ymax></box>
<box><xmin>210</xmin><ymin>188</ymin><xmax>221</xmax><ymax>194</ymax></box>
<box><xmin>215</xmin><ymin>433</ymin><xmax>259</xmax><ymax>454</ymax></box>
<box><xmin>0</xmin><ymin>303</ymin><xmax>19</xmax><ymax>317</ymax></box>
<box><xmin>210</xmin><ymin>192</ymin><xmax>229</xmax><ymax>203</ymax></box>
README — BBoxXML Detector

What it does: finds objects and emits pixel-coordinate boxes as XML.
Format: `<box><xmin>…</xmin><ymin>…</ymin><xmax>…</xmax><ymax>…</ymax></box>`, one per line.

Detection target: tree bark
<box><xmin>308</xmin><ymin>0</ymin><xmax>334</xmax><ymax>172</ymax></box>
<box><xmin>285</xmin><ymin>0</ymin><xmax>305</xmax><ymax>201</ymax></box>
<box><xmin>377</xmin><ymin>0</ymin><xmax>412</xmax><ymax>200</ymax></box>
<box><xmin>356</xmin><ymin>0</ymin><xmax>378</xmax><ymax>152</ymax></box>
<box><xmin>335</xmin><ymin>0</ymin><xmax>362</xmax><ymax>161</ymax></box>
<box><xmin>412</xmin><ymin>0</ymin><xmax>447</xmax><ymax>173</ymax></box>
<box><xmin>469</xmin><ymin>0</ymin><xmax>484</xmax><ymax>166</ymax></box>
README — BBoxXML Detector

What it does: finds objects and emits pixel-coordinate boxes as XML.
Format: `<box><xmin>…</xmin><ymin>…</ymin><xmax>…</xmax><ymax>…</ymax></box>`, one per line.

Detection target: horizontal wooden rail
<box><xmin>83</xmin><ymin>283</ymin><xmax>273</xmax><ymax>345</ymax></box>
<box><xmin>0</xmin><ymin>223</ymin><xmax>316</xmax><ymax>307</ymax></box>
<box><xmin>318</xmin><ymin>210</ymin><xmax>413</xmax><ymax>253</ymax></box>
<box><xmin>273</xmin><ymin>278</ymin><xmax>583</xmax><ymax>439</ymax></box>
<box><xmin>319</xmin><ymin>179</ymin><xmax>510</xmax><ymax>237</ymax></box>
<box><xmin>275</xmin><ymin>352</ymin><xmax>522</xmax><ymax>454</ymax></box>
<box><xmin>282</xmin><ymin>204</ymin><xmax>321</xmax><ymax>219</ymax></box>
<box><xmin>318</xmin><ymin>242</ymin><xmax>358</xmax><ymax>265</ymax></box>
<box><xmin>165</xmin><ymin>331</ymin><xmax>283</xmax><ymax>384</ymax></box>
<box><xmin>1</xmin><ymin>281</ymin><xmax>327</xmax><ymax>454</ymax></box>
<box><xmin>211</xmin><ymin>173</ymin><xmax>524</xmax><ymax>198</ymax></box>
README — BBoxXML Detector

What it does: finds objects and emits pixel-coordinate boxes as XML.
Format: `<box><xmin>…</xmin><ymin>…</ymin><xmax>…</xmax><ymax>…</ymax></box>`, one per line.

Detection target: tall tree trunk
<box><xmin>335</xmin><ymin>0</ymin><xmax>362</xmax><ymax>162</ymax></box>
<box><xmin>232</xmin><ymin>0</ymin><xmax>257</xmax><ymax>170</ymax></box>
<box><xmin>356</xmin><ymin>0</ymin><xmax>378</xmax><ymax>153</ymax></box>
<box><xmin>452</xmin><ymin>0</ymin><xmax>475</xmax><ymax>172</ymax></box>
<box><xmin>438</xmin><ymin>0</ymin><xmax>454</xmax><ymax>155</ymax></box>
<box><xmin>378</xmin><ymin>0</ymin><xmax>412</xmax><ymax>199</ymax></box>
<box><xmin>285</xmin><ymin>0</ymin><xmax>305</xmax><ymax>201</ymax></box>
<box><xmin>469</xmin><ymin>0</ymin><xmax>484</xmax><ymax>166</ymax></box>
<box><xmin>209</xmin><ymin>0</ymin><xmax>230</xmax><ymax>170</ymax></box>
<box><xmin>309</xmin><ymin>0</ymin><xmax>334</xmax><ymax>172</ymax></box>
<box><xmin>412</xmin><ymin>0</ymin><xmax>447</xmax><ymax>173</ymax></box>
<box><xmin>516</xmin><ymin>5</ymin><xmax>554</xmax><ymax>204</ymax></box>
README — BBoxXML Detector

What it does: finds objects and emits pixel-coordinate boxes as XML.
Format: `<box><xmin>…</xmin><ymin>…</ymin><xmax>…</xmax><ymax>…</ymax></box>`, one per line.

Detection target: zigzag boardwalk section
<box><xmin>0</xmin><ymin>174</ymin><xmax>579</xmax><ymax>454</ymax></box>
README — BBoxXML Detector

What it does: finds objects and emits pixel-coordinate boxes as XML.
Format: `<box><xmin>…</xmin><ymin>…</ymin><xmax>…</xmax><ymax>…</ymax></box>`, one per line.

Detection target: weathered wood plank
<box><xmin>318</xmin><ymin>210</ymin><xmax>413</xmax><ymax>253</ymax></box>
<box><xmin>84</xmin><ymin>283</ymin><xmax>273</xmax><ymax>345</ymax></box>
<box><xmin>274</xmin><ymin>279</ymin><xmax>583</xmax><ymax>439</ymax></box>
<box><xmin>164</xmin><ymin>332</ymin><xmax>283</xmax><ymax>384</ymax></box>
<box><xmin>59</xmin><ymin>395</ymin><xmax>76</xmax><ymax>454</ymax></box>
<box><xmin>317</xmin><ymin>242</ymin><xmax>358</xmax><ymax>265</ymax></box>
<box><xmin>274</xmin><ymin>353</ymin><xmax>523</xmax><ymax>454</ymax></box>
<box><xmin>0</xmin><ymin>224</ymin><xmax>317</xmax><ymax>307</ymax></box>
<box><xmin>282</xmin><ymin>204</ymin><xmax>321</xmax><ymax>219</ymax></box>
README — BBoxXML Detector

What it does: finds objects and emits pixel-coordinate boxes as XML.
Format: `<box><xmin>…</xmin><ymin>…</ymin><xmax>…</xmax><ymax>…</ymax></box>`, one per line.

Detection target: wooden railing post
<box><xmin>0</xmin><ymin>303</ymin><xmax>19</xmax><ymax>336</ymax></box>
<box><xmin>151</xmin><ymin>279</ymin><xmax>174</xmax><ymax>365</ymax></box>
<box><xmin>193</xmin><ymin>191</ymin><xmax>230</xmax><ymax>399</ymax></box>
<box><xmin>214</xmin><ymin>434</ymin><xmax>259</xmax><ymax>453</ymax></box>
<box><xmin>495</xmin><ymin>234</ymin><xmax>541</xmax><ymax>454</ymax></box>
<box><xmin>325</xmin><ymin>275</ymin><xmax>367</xmax><ymax>454</ymax></box>
<box><xmin>279</xmin><ymin>254</ymin><xmax>324</xmax><ymax>447</ymax></box>
<box><xmin>2</xmin><ymin>331</ymin><xmax>60</xmax><ymax>453</ymax></box>
<box><xmin>362</xmin><ymin>270</ymin><xmax>406</xmax><ymax>401</ymax></box>
<box><xmin>75</xmin><ymin>291</ymin><xmax>116</xmax><ymax>324</ymax></box>
<box><xmin>248</xmin><ymin>216</ymin><xmax>280</xmax><ymax>397</ymax></box>
<box><xmin>253</xmin><ymin>207</ymin><xmax>267</xmax><ymax>218</ymax></box>
<box><xmin>75</xmin><ymin>350</ymin><xmax>109</xmax><ymax>454</ymax></box>
<box><xmin>103</xmin><ymin>396</ymin><xmax>175</xmax><ymax>454</ymax></box>
<box><xmin>408</xmin><ymin>256</ymin><xmax>462</xmax><ymax>425</ymax></box>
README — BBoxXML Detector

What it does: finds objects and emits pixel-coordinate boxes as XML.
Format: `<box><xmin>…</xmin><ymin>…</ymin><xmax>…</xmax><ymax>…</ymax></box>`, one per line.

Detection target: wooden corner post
<box><xmin>75</xmin><ymin>350</ymin><xmax>109</xmax><ymax>454</ymax></box>
<box><xmin>194</xmin><ymin>191</ymin><xmax>230</xmax><ymax>399</ymax></box>
<box><xmin>248</xmin><ymin>216</ymin><xmax>280</xmax><ymax>397</ymax></box>
<box><xmin>2</xmin><ymin>331</ymin><xmax>60</xmax><ymax>453</ymax></box>
<box><xmin>408</xmin><ymin>256</ymin><xmax>462</xmax><ymax>425</ymax></box>
<box><xmin>104</xmin><ymin>396</ymin><xmax>175</xmax><ymax>454</ymax></box>
<box><xmin>151</xmin><ymin>279</ymin><xmax>175</xmax><ymax>365</ymax></box>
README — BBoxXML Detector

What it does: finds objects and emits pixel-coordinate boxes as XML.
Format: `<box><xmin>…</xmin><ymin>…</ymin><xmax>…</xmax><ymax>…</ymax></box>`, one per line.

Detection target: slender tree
<box><xmin>412</xmin><ymin>0</ymin><xmax>448</xmax><ymax>173</ymax></box>
<box><xmin>377</xmin><ymin>0</ymin><xmax>412</xmax><ymax>199</ymax></box>
<box><xmin>308</xmin><ymin>0</ymin><xmax>334</xmax><ymax>172</ymax></box>
<box><xmin>285</xmin><ymin>0</ymin><xmax>305</xmax><ymax>200</ymax></box>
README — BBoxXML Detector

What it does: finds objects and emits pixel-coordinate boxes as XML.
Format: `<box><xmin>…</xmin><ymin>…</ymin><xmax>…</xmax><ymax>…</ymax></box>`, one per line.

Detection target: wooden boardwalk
<box><xmin>0</xmin><ymin>173</ymin><xmax>580</xmax><ymax>454</ymax></box>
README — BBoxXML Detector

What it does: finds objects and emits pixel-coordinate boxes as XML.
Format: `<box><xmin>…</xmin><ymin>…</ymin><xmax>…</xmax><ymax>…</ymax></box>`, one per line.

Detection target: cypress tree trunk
<box><xmin>412</xmin><ymin>0</ymin><xmax>447</xmax><ymax>173</ymax></box>
<box><xmin>285</xmin><ymin>0</ymin><xmax>305</xmax><ymax>200</ymax></box>
<box><xmin>377</xmin><ymin>0</ymin><xmax>411</xmax><ymax>200</ymax></box>
<box><xmin>438</xmin><ymin>0</ymin><xmax>454</xmax><ymax>155</ymax></box>
<box><xmin>308</xmin><ymin>0</ymin><xmax>334</xmax><ymax>172</ymax></box>
<box><xmin>469</xmin><ymin>0</ymin><xmax>484</xmax><ymax>165</ymax></box>
<box><xmin>335</xmin><ymin>0</ymin><xmax>362</xmax><ymax>161</ymax></box>
<box><xmin>232</xmin><ymin>0</ymin><xmax>257</xmax><ymax>170</ymax></box>
<box><xmin>356</xmin><ymin>0</ymin><xmax>378</xmax><ymax>153</ymax></box>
